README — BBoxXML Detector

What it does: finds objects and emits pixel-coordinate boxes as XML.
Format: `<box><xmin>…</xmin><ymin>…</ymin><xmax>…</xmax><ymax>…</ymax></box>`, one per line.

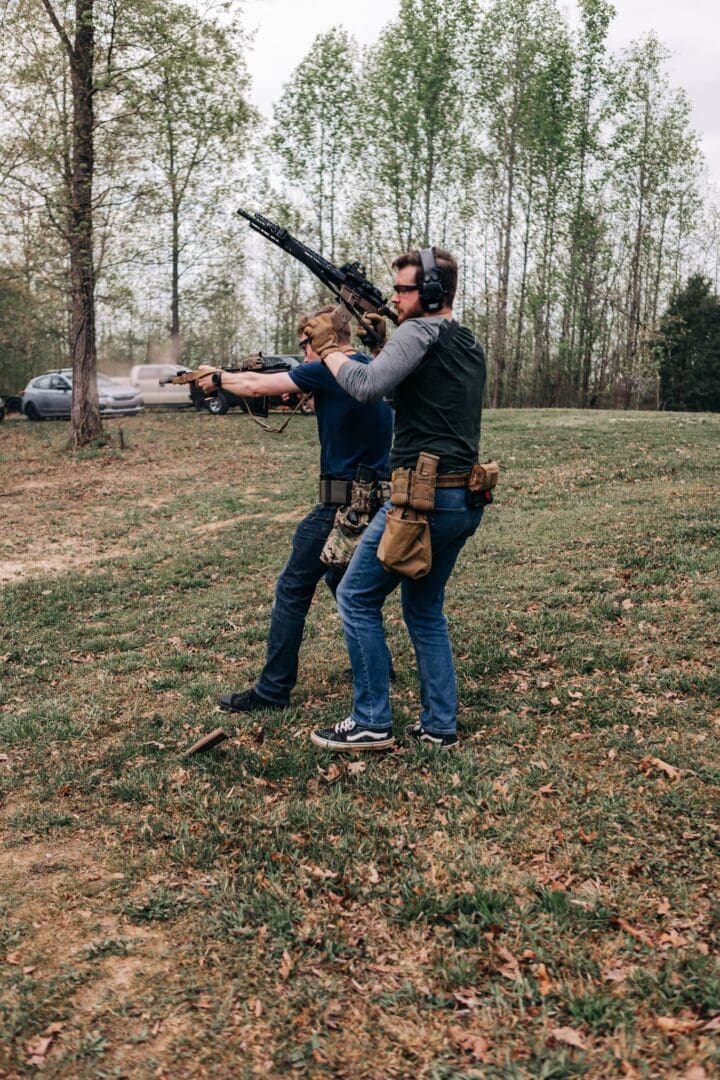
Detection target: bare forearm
<box><xmin>219</xmin><ymin>372</ymin><xmax>266</xmax><ymax>397</ymax></box>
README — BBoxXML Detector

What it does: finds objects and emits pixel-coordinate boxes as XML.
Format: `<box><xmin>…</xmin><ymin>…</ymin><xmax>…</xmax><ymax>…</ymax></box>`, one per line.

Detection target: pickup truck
<box><xmin>128</xmin><ymin>364</ymin><xmax>193</xmax><ymax>407</ymax></box>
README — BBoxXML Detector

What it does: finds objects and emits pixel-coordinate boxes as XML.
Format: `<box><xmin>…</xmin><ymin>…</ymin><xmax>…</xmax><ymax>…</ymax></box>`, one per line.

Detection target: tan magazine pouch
<box><xmin>378</xmin><ymin>508</ymin><xmax>432</xmax><ymax>579</ymax></box>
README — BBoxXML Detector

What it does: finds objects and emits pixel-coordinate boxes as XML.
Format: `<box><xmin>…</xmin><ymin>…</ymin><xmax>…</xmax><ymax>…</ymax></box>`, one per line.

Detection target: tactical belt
<box><xmin>319</xmin><ymin>477</ymin><xmax>353</xmax><ymax>505</ymax></box>
<box><xmin>435</xmin><ymin>472</ymin><xmax>471</xmax><ymax>489</ymax></box>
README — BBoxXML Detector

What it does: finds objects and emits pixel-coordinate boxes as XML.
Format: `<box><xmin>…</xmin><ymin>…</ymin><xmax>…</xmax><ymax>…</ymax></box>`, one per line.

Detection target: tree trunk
<box><xmin>65</xmin><ymin>0</ymin><xmax>101</xmax><ymax>446</ymax></box>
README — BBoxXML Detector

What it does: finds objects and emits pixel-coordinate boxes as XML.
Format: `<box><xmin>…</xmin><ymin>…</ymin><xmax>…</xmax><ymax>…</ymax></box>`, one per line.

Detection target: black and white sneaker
<box><xmin>310</xmin><ymin>717</ymin><xmax>395</xmax><ymax>751</ymax></box>
<box><xmin>405</xmin><ymin>721</ymin><xmax>459</xmax><ymax>750</ymax></box>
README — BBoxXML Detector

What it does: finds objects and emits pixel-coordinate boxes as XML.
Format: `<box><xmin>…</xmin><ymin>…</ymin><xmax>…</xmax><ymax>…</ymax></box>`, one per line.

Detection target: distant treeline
<box><xmin>0</xmin><ymin>0</ymin><xmax>718</xmax><ymax>409</ymax></box>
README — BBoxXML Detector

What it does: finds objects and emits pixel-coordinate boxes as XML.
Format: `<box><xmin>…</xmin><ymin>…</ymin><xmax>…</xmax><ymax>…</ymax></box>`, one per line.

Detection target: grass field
<box><xmin>0</xmin><ymin>407</ymin><xmax>718</xmax><ymax>1079</ymax></box>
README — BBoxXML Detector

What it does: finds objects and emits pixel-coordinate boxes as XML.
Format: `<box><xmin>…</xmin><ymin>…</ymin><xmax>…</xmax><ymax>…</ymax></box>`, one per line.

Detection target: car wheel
<box><xmin>207</xmin><ymin>390</ymin><xmax>229</xmax><ymax>415</ymax></box>
<box><xmin>25</xmin><ymin>402</ymin><xmax>42</xmax><ymax>421</ymax></box>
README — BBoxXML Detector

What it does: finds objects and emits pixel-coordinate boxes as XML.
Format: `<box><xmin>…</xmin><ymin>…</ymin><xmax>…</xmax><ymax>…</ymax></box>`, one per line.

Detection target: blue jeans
<box><xmin>335</xmin><ymin>489</ymin><xmax>483</xmax><ymax>735</ymax></box>
<box><xmin>255</xmin><ymin>504</ymin><xmax>343</xmax><ymax>704</ymax></box>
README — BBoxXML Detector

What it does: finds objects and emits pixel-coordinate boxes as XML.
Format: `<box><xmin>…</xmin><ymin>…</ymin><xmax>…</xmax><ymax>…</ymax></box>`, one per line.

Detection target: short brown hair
<box><xmin>296</xmin><ymin>304</ymin><xmax>351</xmax><ymax>344</ymax></box>
<box><xmin>392</xmin><ymin>248</ymin><xmax>458</xmax><ymax>308</ymax></box>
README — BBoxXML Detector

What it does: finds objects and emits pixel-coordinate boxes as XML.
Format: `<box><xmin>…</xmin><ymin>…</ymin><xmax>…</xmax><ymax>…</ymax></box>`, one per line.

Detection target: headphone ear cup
<box><xmin>418</xmin><ymin>247</ymin><xmax>444</xmax><ymax>312</ymax></box>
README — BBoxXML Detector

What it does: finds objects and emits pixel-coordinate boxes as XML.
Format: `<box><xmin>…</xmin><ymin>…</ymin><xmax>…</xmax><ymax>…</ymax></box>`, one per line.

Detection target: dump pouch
<box><xmin>377</xmin><ymin>507</ymin><xmax>432</xmax><ymax>579</ymax></box>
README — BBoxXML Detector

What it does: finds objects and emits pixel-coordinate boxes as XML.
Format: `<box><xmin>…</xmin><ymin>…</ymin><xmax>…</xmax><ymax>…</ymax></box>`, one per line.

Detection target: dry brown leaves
<box><xmin>551</xmin><ymin>1026</ymin><xmax>587</xmax><ymax>1050</ymax></box>
<box><xmin>638</xmin><ymin>755</ymin><xmax>682</xmax><ymax>781</ymax></box>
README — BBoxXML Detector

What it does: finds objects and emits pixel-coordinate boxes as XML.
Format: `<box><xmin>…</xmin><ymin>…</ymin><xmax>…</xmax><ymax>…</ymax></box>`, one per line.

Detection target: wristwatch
<box><xmin>211</xmin><ymin>370</ymin><xmax>223</xmax><ymax>388</ymax></box>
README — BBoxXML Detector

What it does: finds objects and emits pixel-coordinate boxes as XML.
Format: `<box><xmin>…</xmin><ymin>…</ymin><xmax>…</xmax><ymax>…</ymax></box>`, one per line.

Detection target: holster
<box><xmin>468</xmin><ymin>460</ymin><xmax>499</xmax><ymax>493</ymax></box>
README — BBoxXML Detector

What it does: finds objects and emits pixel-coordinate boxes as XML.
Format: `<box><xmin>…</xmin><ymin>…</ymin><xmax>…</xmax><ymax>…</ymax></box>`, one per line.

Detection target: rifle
<box><xmin>237</xmin><ymin>209</ymin><xmax>398</xmax><ymax>350</ymax></box>
<box><xmin>162</xmin><ymin>359</ymin><xmax>312</xmax><ymax>434</ymax></box>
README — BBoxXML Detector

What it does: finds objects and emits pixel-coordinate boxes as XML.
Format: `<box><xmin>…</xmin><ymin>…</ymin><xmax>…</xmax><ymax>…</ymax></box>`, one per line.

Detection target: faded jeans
<box><xmin>335</xmin><ymin>488</ymin><xmax>483</xmax><ymax>734</ymax></box>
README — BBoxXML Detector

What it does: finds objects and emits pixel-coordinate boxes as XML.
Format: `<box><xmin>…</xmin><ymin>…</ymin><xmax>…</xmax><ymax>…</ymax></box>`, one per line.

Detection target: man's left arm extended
<box><xmin>196</xmin><ymin>371</ymin><xmax>298</xmax><ymax>397</ymax></box>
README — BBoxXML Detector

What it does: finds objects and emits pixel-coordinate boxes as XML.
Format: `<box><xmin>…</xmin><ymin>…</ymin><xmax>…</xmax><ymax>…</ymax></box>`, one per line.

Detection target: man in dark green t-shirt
<box><xmin>303</xmin><ymin>248</ymin><xmax>487</xmax><ymax>752</ymax></box>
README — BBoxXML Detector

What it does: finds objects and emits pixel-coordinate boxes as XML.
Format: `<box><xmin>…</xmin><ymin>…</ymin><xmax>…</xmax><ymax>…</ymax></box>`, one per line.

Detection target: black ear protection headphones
<box><xmin>418</xmin><ymin>247</ymin><xmax>444</xmax><ymax>312</ymax></box>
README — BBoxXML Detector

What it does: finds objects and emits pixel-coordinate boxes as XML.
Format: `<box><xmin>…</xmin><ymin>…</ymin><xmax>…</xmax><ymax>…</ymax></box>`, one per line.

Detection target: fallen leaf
<box><xmin>614</xmin><ymin>917</ymin><xmax>654</xmax><ymax>947</ymax></box>
<box><xmin>551</xmin><ymin>1026</ymin><xmax>587</xmax><ymax>1050</ymax></box>
<box><xmin>602</xmin><ymin>966</ymin><xmax>629</xmax><ymax>983</ymax></box>
<box><xmin>367</xmin><ymin>864</ymin><xmax>380</xmax><ymax>884</ymax></box>
<box><xmin>452</xmin><ymin>990</ymin><xmax>481</xmax><ymax>1011</ymax></box>
<box><xmin>683</xmin><ymin>1067</ymin><xmax>709</xmax><ymax>1080</ymax></box>
<box><xmin>347</xmin><ymin>760</ymin><xmax>366</xmax><ymax>776</ymax></box>
<box><xmin>702</xmin><ymin>1016</ymin><xmax>720</xmax><ymax>1033</ymax></box>
<box><xmin>448</xmin><ymin>1025</ymin><xmax>489</xmax><ymax>1061</ymax></box>
<box><xmin>538</xmin><ymin>783</ymin><xmax>555</xmax><ymax>796</ymax></box>
<box><xmin>279</xmin><ymin>950</ymin><xmax>294</xmax><ymax>981</ymax></box>
<box><xmin>534</xmin><ymin>962</ymin><xmax>552</xmax><ymax>996</ymax></box>
<box><xmin>655</xmin><ymin>1016</ymin><xmax>701</xmax><ymax>1035</ymax></box>
<box><xmin>27</xmin><ymin>1037</ymin><xmax>53</xmax><ymax>1058</ymax></box>
<box><xmin>638</xmin><ymin>755</ymin><xmax>680</xmax><ymax>781</ymax></box>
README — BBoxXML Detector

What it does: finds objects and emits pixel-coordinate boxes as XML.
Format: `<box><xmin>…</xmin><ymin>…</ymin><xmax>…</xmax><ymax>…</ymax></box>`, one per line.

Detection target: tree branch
<box><xmin>40</xmin><ymin>0</ymin><xmax>74</xmax><ymax>60</ymax></box>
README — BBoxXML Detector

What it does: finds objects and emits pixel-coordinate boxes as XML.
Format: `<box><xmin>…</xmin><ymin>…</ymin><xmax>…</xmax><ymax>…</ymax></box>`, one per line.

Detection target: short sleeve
<box><xmin>288</xmin><ymin>361</ymin><xmax>334</xmax><ymax>393</ymax></box>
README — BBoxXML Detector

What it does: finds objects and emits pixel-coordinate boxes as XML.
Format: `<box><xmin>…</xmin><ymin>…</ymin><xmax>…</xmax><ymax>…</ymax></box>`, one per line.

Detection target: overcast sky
<box><xmin>243</xmin><ymin>0</ymin><xmax>720</xmax><ymax>187</ymax></box>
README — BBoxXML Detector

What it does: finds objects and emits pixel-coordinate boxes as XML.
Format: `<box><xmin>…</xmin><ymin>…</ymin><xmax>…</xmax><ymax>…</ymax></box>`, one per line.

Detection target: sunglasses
<box><xmin>299</xmin><ymin>338</ymin><xmax>311</xmax><ymax>350</ymax></box>
<box><xmin>392</xmin><ymin>284</ymin><xmax>419</xmax><ymax>294</ymax></box>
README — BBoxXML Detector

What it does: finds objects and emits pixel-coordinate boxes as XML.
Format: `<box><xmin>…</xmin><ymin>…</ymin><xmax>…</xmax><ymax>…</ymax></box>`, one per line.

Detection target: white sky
<box><xmin>243</xmin><ymin>0</ymin><xmax>720</xmax><ymax>187</ymax></box>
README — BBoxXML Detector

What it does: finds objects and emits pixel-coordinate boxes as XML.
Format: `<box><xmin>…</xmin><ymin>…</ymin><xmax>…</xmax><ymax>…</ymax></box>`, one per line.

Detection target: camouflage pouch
<box><xmin>320</xmin><ymin>470</ymin><xmax>390</xmax><ymax>570</ymax></box>
<box><xmin>320</xmin><ymin>505</ymin><xmax>369</xmax><ymax>569</ymax></box>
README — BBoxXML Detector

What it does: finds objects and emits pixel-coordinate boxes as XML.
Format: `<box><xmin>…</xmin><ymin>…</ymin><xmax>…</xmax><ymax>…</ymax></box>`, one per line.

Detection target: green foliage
<box><xmin>657</xmin><ymin>274</ymin><xmax>720</xmax><ymax>411</ymax></box>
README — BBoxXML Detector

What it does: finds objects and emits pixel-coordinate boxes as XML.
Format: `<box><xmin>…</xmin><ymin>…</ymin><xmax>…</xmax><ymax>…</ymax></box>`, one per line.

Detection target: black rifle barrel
<box><xmin>237</xmin><ymin>208</ymin><xmax>398</xmax><ymax>326</ymax></box>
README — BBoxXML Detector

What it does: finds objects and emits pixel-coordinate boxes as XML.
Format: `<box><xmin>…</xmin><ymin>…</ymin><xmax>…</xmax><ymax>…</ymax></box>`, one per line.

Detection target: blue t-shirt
<box><xmin>289</xmin><ymin>353</ymin><xmax>392</xmax><ymax>480</ymax></box>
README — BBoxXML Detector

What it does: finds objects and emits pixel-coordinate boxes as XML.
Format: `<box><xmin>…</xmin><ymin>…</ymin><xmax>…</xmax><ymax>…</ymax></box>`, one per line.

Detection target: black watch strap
<box><xmin>211</xmin><ymin>370</ymin><xmax>222</xmax><ymax>388</ymax></box>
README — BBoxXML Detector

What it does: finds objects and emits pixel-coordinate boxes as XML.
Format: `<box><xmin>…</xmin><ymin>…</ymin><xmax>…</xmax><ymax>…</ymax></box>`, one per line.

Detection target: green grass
<box><xmin>0</xmin><ymin>408</ymin><xmax>718</xmax><ymax>1077</ymax></box>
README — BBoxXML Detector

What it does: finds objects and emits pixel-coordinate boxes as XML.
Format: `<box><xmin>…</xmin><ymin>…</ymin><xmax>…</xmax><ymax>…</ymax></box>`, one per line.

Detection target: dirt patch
<box><xmin>0</xmin><ymin>542</ymin><xmax>133</xmax><ymax>583</ymax></box>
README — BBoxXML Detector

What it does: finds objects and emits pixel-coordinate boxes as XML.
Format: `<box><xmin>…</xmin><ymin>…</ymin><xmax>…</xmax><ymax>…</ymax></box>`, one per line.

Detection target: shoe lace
<box><xmin>335</xmin><ymin>717</ymin><xmax>356</xmax><ymax>734</ymax></box>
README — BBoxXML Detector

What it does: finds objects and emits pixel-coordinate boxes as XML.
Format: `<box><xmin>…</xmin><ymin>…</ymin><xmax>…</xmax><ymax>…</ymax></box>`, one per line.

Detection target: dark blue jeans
<box><xmin>255</xmin><ymin>504</ymin><xmax>344</xmax><ymax>705</ymax></box>
<box><xmin>336</xmin><ymin>489</ymin><xmax>484</xmax><ymax>734</ymax></box>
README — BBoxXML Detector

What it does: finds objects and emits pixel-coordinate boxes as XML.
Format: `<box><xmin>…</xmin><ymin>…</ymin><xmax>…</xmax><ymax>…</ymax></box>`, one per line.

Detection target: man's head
<box><xmin>391</xmin><ymin>248</ymin><xmax>458</xmax><ymax>323</ymax></box>
<box><xmin>297</xmin><ymin>305</ymin><xmax>349</xmax><ymax>361</ymax></box>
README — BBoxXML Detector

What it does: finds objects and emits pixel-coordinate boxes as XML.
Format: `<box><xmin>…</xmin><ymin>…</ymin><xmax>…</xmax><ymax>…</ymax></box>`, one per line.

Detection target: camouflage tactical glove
<box><xmin>302</xmin><ymin>314</ymin><xmax>341</xmax><ymax>361</ymax></box>
<box><xmin>357</xmin><ymin>313</ymin><xmax>387</xmax><ymax>356</ymax></box>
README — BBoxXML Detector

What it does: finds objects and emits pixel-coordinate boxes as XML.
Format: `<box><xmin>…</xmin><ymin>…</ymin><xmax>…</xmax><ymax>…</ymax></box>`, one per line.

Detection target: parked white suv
<box><xmin>128</xmin><ymin>365</ymin><xmax>192</xmax><ymax>408</ymax></box>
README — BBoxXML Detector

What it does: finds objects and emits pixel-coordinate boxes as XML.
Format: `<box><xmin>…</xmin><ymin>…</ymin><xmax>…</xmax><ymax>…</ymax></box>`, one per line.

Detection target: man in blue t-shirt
<box><xmin>197</xmin><ymin>307</ymin><xmax>393</xmax><ymax>713</ymax></box>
